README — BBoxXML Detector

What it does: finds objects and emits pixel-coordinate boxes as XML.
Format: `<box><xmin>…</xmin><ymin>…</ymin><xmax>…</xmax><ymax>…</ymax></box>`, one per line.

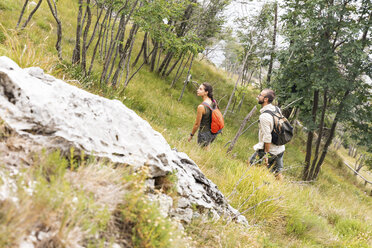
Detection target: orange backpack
<box><xmin>202</xmin><ymin>102</ymin><xmax>224</xmax><ymax>134</ymax></box>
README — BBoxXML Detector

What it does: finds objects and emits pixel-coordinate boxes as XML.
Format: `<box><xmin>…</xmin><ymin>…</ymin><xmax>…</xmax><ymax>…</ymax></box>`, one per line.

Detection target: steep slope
<box><xmin>0</xmin><ymin>0</ymin><xmax>371</xmax><ymax>247</ymax></box>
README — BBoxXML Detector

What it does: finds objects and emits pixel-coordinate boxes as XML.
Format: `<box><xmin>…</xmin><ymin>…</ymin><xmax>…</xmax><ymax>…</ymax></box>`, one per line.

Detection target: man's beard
<box><xmin>258</xmin><ymin>99</ymin><xmax>264</xmax><ymax>104</ymax></box>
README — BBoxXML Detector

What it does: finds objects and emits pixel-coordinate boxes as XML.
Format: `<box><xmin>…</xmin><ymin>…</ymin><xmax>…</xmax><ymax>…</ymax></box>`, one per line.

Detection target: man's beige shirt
<box><xmin>253</xmin><ymin>103</ymin><xmax>285</xmax><ymax>155</ymax></box>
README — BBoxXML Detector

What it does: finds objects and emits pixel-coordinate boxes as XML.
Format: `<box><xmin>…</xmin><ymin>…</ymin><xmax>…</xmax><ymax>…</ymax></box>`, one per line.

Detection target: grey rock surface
<box><xmin>0</xmin><ymin>56</ymin><xmax>247</xmax><ymax>225</ymax></box>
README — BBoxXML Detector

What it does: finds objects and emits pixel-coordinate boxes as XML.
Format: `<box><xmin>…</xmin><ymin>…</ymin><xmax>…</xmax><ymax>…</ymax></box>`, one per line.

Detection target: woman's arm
<box><xmin>188</xmin><ymin>105</ymin><xmax>205</xmax><ymax>142</ymax></box>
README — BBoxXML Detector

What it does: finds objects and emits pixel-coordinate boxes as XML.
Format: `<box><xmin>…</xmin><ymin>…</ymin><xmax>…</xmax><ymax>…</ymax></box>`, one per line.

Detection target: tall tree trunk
<box><xmin>100</xmin><ymin>12</ymin><xmax>126</xmax><ymax>84</ymax></box>
<box><xmin>106</xmin><ymin>39</ymin><xmax>122</xmax><ymax>84</ymax></box>
<box><xmin>156</xmin><ymin>46</ymin><xmax>163</xmax><ymax>71</ymax></box>
<box><xmin>177</xmin><ymin>1</ymin><xmax>196</xmax><ymax>37</ymax></box>
<box><xmin>123</xmin><ymin>46</ymin><xmax>155</xmax><ymax>93</ymax></box>
<box><xmin>103</xmin><ymin>8</ymin><xmax>125</xmax><ymax>82</ymax></box>
<box><xmin>165</xmin><ymin>53</ymin><xmax>183</xmax><ymax>77</ymax></box>
<box><xmin>303</xmin><ymin>90</ymin><xmax>319</xmax><ymax>181</ymax></box>
<box><xmin>161</xmin><ymin>53</ymin><xmax>173</xmax><ymax>76</ymax></box>
<box><xmin>309</xmin><ymin>89</ymin><xmax>328</xmax><ymax>179</ymax></box>
<box><xmin>170</xmin><ymin>53</ymin><xmax>189</xmax><ymax>88</ymax></box>
<box><xmin>86</xmin><ymin>6</ymin><xmax>104</xmax><ymax>49</ymax></box>
<box><xmin>266</xmin><ymin>1</ymin><xmax>278</xmax><ymax>86</ymax></box>
<box><xmin>178</xmin><ymin>54</ymin><xmax>195</xmax><ymax>101</ymax></box>
<box><xmin>17</xmin><ymin>0</ymin><xmax>29</xmax><ymax>28</ymax></box>
<box><xmin>103</xmin><ymin>9</ymin><xmax>115</xmax><ymax>59</ymax></box>
<box><xmin>132</xmin><ymin>32</ymin><xmax>147</xmax><ymax>67</ymax></box>
<box><xmin>143</xmin><ymin>32</ymin><xmax>149</xmax><ymax>64</ymax></box>
<box><xmin>81</xmin><ymin>0</ymin><xmax>91</xmax><ymax>74</ymax></box>
<box><xmin>105</xmin><ymin>0</ymin><xmax>138</xmax><ymax>83</ymax></box>
<box><xmin>158</xmin><ymin>52</ymin><xmax>173</xmax><ymax>74</ymax></box>
<box><xmin>46</xmin><ymin>0</ymin><xmax>62</xmax><ymax>61</ymax></box>
<box><xmin>87</xmin><ymin>7</ymin><xmax>110</xmax><ymax>75</ymax></box>
<box><xmin>112</xmin><ymin>24</ymin><xmax>138</xmax><ymax>87</ymax></box>
<box><xmin>20</xmin><ymin>0</ymin><xmax>43</xmax><ymax>30</ymax></box>
<box><xmin>311</xmin><ymin>90</ymin><xmax>350</xmax><ymax>180</ymax></box>
<box><xmin>72</xmin><ymin>0</ymin><xmax>83</xmax><ymax>64</ymax></box>
<box><xmin>150</xmin><ymin>41</ymin><xmax>158</xmax><ymax>72</ymax></box>
<box><xmin>99</xmin><ymin>8</ymin><xmax>111</xmax><ymax>59</ymax></box>
<box><xmin>122</xmin><ymin>26</ymin><xmax>138</xmax><ymax>88</ymax></box>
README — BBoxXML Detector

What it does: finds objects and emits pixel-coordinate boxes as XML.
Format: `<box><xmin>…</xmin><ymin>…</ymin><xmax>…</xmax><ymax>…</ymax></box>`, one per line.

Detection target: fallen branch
<box><xmin>343</xmin><ymin>161</ymin><xmax>372</xmax><ymax>185</ymax></box>
<box><xmin>227</xmin><ymin>106</ymin><xmax>257</xmax><ymax>153</ymax></box>
<box><xmin>237</xmin><ymin>182</ymin><xmax>266</xmax><ymax>211</ymax></box>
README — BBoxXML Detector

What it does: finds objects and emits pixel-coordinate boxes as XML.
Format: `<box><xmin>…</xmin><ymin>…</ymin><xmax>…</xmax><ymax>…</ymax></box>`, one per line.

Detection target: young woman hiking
<box><xmin>188</xmin><ymin>82</ymin><xmax>218</xmax><ymax>148</ymax></box>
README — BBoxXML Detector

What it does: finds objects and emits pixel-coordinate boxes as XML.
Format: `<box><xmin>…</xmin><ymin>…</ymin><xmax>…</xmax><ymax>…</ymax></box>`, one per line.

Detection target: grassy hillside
<box><xmin>1</xmin><ymin>0</ymin><xmax>371</xmax><ymax>247</ymax></box>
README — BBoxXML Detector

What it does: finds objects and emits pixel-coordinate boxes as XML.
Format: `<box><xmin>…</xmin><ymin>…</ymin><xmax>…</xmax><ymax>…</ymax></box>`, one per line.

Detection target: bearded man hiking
<box><xmin>250</xmin><ymin>89</ymin><xmax>286</xmax><ymax>180</ymax></box>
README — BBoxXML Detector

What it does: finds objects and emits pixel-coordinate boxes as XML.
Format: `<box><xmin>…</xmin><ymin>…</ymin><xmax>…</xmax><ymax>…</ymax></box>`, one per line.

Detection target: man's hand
<box><xmin>188</xmin><ymin>133</ymin><xmax>193</xmax><ymax>142</ymax></box>
<box><xmin>263</xmin><ymin>152</ymin><xmax>270</xmax><ymax>167</ymax></box>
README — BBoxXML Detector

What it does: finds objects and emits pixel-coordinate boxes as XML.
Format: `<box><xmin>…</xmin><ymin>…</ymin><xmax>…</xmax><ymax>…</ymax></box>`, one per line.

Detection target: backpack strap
<box><xmin>263</xmin><ymin>107</ymin><xmax>282</xmax><ymax>118</ymax></box>
<box><xmin>274</xmin><ymin>106</ymin><xmax>283</xmax><ymax>117</ymax></box>
<box><xmin>263</xmin><ymin>110</ymin><xmax>276</xmax><ymax>117</ymax></box>
<box><xmin>263</xmin><ymin>108</ymin><xmax>281</xmax><ymax>130</ymax></box>
<box><xmin>201</xmin><ymin>102</ymin><xmax>215</xmax><ymax>111</ymax></box>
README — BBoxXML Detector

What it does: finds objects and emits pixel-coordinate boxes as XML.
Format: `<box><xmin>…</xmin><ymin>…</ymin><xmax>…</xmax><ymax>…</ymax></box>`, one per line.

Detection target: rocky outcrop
<box><xmin>0</xmin><ymin>56</ymin><xmax>247</xmax><ymax>225</ymax></box>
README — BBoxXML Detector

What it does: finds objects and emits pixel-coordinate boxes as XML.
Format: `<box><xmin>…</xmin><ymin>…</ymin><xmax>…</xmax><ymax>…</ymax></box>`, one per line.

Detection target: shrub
<box><xmin>286</xmin><ymin>211</ymin><xmax>327</xmax><ymax>240</ymax></box>
<box><xmin>335</xmin><ymin>219</ymin><xmax>367</xmax><ymax>239</ymax></box>
<box><xmin>119</xmin><ymin>167</ymin><xmax>186</xmax><ymax>248</ymax></box>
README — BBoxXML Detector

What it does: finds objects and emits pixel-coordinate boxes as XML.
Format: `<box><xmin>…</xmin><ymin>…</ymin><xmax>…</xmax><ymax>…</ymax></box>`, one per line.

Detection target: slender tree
<box><xmin>72</xmin><ymin>0</ymin><xmax>83</xmax><ymax>64</ymax></box>
<box><xmin>20</xmin><ymin>0</ymin><xmax>43</xmax><ymax>30</ymax></box>
<box><xmin>16</xmin><ymin>0</ymin><xmax>29</xmax><ymax>28</ymax></box>
<box><xmin>46</xmin><ymin>0</ymin><xmax>62</xmax><ymax>60</ymax></box>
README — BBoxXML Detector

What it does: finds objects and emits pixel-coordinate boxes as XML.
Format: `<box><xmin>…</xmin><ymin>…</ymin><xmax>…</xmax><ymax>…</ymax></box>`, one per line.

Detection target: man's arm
<box><xmin>259</xmin><ymin>113</ymin><xmax>273</xmax><ymax>164</ymax></box>
<box><xmin>264</xmin><ymin>142</ymin><xmax>271</xmax><ymax>153</ymax></box>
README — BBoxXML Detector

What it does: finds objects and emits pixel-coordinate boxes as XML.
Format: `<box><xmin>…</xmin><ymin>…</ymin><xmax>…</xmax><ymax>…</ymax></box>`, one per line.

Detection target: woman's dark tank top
<box><xmin>199</xmin><ymin>105</ymin><xmax>212</xmax><ymax>133</ymax></box>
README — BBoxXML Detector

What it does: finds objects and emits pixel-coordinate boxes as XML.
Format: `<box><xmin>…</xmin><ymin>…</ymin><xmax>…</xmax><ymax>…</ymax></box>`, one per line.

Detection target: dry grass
<box><xmin>186</xmin><ymin>218</ymin><xmax>263</xmax><ymax>248</ymax></box>
<box><xmin>0</xmin><ymin>151</ymin><xmax>188</xmax><ymax>247</ymax></box>
<box><xmin>0</xmin><ymin>24</ymin><xmax>58</xmax><ymax>72</ymax></box>
<box><xmin>66</xmin><ymin>163</ymin><xmax>129</xmax><ymax>212</ymax></box>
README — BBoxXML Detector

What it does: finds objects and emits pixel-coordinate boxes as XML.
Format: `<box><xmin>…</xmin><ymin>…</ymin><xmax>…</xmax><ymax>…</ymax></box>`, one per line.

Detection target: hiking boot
<box><xmin>275</xmin><ymin>173</ymin><xmax>284</xmax><ymax>181</ymax></box>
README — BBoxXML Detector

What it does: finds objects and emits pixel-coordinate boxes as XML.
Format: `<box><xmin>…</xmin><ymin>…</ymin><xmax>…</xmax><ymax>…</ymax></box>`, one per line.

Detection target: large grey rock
<box><xmin>0</xmin><ymin>56</ymin><xmax>247</xmax><ymax>225</ymax></box>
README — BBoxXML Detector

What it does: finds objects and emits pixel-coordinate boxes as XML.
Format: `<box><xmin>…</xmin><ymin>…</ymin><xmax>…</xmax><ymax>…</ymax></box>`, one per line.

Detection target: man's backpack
<box><xmin>202</xmin><ymin>102</ymin><xmax>224</xmax><ymax>134</ymax></box>
<box><xmin>263</xmin><ymin>106</ymin><xmax>293</xmax><ymax>145</ymax></box>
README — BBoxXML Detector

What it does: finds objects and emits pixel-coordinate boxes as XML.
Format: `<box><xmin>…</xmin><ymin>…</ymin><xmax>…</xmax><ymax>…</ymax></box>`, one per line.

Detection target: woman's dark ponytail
<box><xmin>202</xmin><ymin>82</ymin><xmax>217</xmax><ymax>108</ymax></box>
